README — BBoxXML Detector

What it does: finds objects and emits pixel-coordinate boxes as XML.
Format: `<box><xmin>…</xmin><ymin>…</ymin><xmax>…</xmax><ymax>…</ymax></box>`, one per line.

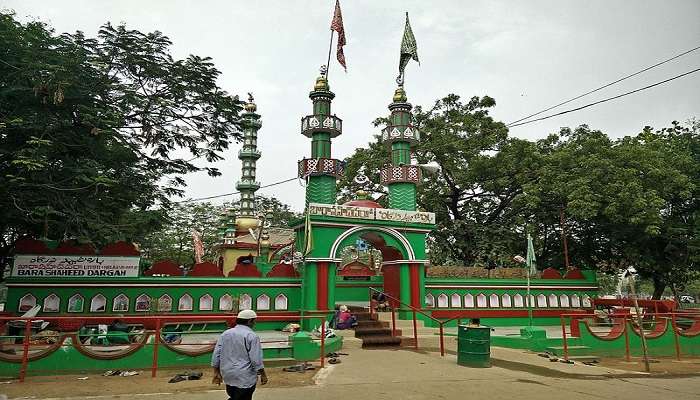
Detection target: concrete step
<box><xmin>361</xmin><ymin>335</ymin><xmax>402</xmax><ymax>347</ymax></box>
<box><xmin>375</xmin><ymin>312</ymin><xmax>426</xmax><ymax>329</ymax></box>
<box><xmin>355</xmin><ymin>327</ymin><xmax>402</xmax><ymax>337</ymax></box>
<box><xmin>356</xmin><ymin>320</ymin><xmax>386</xmax><ymax>329</ymax></box>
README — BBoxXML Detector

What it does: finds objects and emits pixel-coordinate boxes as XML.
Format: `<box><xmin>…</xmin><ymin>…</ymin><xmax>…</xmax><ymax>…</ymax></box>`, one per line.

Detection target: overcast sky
<box><xmin>6</xmin><ymin>0</ymin><xmax>700</xmax><ymax>211</ymax></box>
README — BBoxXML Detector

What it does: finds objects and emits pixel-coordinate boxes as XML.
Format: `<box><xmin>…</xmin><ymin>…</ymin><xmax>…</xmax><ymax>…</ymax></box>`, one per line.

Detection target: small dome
<box><xmin>343</xmin><ymin>199</ymin><xmax>383</xmax><ymax>208</ymax></box>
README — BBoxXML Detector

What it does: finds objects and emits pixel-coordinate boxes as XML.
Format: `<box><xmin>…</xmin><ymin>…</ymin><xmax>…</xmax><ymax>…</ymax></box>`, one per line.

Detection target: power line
<box><xmin>506</xmin><ymin>45</ymin><xmax>700</xmax><ymax>127</ymax></box>
<box><xmin>507</xmin><ymin>67</ymin><xmax>700</xmax><ymax>128</ymax></box>
<box><xmin>173</xmin><ymin>177</ymin><xmax>298</xmax><ymax>203</ymax></box>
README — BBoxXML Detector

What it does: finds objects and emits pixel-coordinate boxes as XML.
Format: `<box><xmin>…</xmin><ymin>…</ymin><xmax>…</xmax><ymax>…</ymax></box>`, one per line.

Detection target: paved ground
<box><xmin>15</xmin><ymin>343</ymin><xmax>700</xmax><ymax>400</ymax></box>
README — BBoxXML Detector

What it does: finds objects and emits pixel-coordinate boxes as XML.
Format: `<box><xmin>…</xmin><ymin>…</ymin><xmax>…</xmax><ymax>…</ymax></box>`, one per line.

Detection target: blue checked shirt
<box><xmin>211</xmin><ymin>325</ymin><xmax>264</xmax><ymax>388</ymax></box>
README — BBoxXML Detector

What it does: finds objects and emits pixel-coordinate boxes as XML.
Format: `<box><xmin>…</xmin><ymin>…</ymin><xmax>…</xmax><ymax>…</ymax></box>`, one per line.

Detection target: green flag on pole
<box><xmin>398</xmin><ymin>12</ymin><xmax>419</xmax><ymax>78</ymax></box>
<box><xmin>526</xmin><ymin>233</ymin><xmax>537</xmax><ymax>277</ymax></box>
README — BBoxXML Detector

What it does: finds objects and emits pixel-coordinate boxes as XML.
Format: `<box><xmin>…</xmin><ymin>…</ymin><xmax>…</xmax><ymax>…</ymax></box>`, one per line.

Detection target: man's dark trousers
<box><xmin>226</xmin><ymin>384</ymin><xmax>256</xmax><ymax>400</ymax></box>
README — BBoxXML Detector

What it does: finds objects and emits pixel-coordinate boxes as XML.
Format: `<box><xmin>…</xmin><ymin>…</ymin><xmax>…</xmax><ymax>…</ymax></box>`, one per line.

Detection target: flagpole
<box><xmin>527</xmin><ymin>270</ymin><xmax>533</xmax><ymax>327</ymax></box>
<box><xmin>326</xmin><ymin>29</ymin><xmax>334</xmax><ymax>80</ymax></box>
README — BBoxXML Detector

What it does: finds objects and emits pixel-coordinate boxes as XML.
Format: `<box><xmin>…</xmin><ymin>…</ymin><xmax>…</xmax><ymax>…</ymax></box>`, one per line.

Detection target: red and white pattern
<box><xmin>330</xmin><ymin>0</ymin><xmax>347</xmax><ymax>71</ymax></box>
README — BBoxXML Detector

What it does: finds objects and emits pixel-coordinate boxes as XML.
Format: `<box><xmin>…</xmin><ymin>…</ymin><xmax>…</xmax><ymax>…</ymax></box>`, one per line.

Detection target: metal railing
<box><xmin>368</xmin><ymin>287</ymin><xmax>449</xmax><ymax>356</ymax></box>
<box><xmin>1</xmin><ymin>313</ymin><xmax>335</xmax><ymax>383</ymax></box>
<box><xmin>559</xmin><ymin>311</ymin><xmax>700</xmax><ymax>364</ymax></box>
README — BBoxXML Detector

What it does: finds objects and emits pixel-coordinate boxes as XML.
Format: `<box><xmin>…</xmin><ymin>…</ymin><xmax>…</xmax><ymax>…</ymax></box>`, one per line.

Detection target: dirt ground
<box><xmin>598</xmin><ymin>356</ymin><xmax>700</xmax><ymax>375</ymax></box>
<box><xmin>0</xmin><ymin>364</ymin><xmax>319</xmax><ymax>399</ymax></box>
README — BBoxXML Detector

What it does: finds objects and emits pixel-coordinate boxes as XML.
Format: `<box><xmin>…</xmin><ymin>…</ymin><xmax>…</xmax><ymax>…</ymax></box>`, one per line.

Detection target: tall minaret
<box><xmin>298</xmin><ymin>66</ymin><xmax>344</xmax><ymax>205</ymax></box>
<box><xmin>380</xmin><ymin>83</ymin><xmax>420</xmax><ymax>210</ymax></box>
<box><xmin>236</xmin><ymin>93</ymin><xmax>262</xmax><ymax>221</ymax></box>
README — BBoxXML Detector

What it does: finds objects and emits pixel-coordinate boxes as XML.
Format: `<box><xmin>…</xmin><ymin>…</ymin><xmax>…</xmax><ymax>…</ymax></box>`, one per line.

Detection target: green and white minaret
<box><xmin>380</xmin><ymin>84</ymin><xmax>420</xmax><ymax>211</ymax></box>
<box><xmin>237</xmin><ymin>93</ymin><xmax>262</xmax><ymax>217</ymax></box>
<box><xmin>298</xmin><ymin>66</ymin><xmax>344</xmax><ymax>205</ymax></box>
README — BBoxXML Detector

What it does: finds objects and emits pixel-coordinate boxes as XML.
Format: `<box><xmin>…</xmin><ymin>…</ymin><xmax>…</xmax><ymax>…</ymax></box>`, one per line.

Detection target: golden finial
<box><xmin>244</xmin><ymin>92</ymin><xmax>257</xmax><ymax>112</ymax></box>
<box><xmin>314</xmin><ymin>65</ymin><xmax>330</xmax><ymax>91</ymax></box>
<box><xmin>393</xmin><ymin>87</ymin><xmax>407</xmax><ymax>103</ymax></box>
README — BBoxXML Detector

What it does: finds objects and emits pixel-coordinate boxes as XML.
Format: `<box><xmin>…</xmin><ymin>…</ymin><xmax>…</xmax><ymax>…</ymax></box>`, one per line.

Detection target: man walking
<box><xmin>212</xmin><ymin>309</ymin><xmax>268</xmax><ymax>400</ymax></box>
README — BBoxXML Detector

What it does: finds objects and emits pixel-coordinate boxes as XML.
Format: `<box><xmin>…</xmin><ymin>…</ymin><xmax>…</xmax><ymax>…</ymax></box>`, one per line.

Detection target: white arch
<box><xmin>329</xmin><ymin>226</ymin><xmax>415</xmax><ymax>260</ymax></box>
<box><xmin>67</xmin><ymin>294</ymin><xmax>84</xmax><ymax>313</ymax></box>
<box><xmin>219</xmin><ymin>294</ymin><xmax>234</xmax><ymax>311</ymax></box>
<box><xmin>178</xmin><ymin>294</ymin><xmax>193</xmax><ymax>311</ymax></box>
<box><xmin>437</xmin><ymin>294</ymin><xmax>449</xmax><ymax>308</ymax></box>
<box><xmin>559</xmin><ymin>294</ymin><xmax>570</xmax><ymax>307</ymax></box>
<box><xmin>476</xmin><ymin>294</ymin><xmax>487</xmax><ymax>308</ymax></box>
<box><xmin>239</xmin><ymin>294</ymin><xmax>252</xmax><ymax>310</ymax></box>
<box><xmin>582</xmin><ymin>295</ymin><xmax>592</xmax><ymax>308</ymax></box>
<box><xmin>43</xmin><ymin>294</ymin><xmax>60</xmax><ymax>313</ymax></box>
<box><xmin>450</xmin><ymin>293</ymin><xmax>462</xmax><ymax>307</ymax></box>
<box><xmin>502</xmin><ymin>294</ymin><xmax>512</xmax><ymax>308</ymax></box>
<box><xmin>257</xmin><ymin>294</ymin><xmax>270</xmax><ymax>310</ymax></box>
<box><xmin>464</xmin><ymin>294</ymin><xmax>474</xmax><ymax>308</ymax></box>
<box><xmin>548</xmin><ymin>294</ymin><xmax>559</xmax><ymax>307</ymax></box>
<box><xmin>425</xmin><ymin>293</ymin><xmax>435</xmax><ymax>308</ymax></box>
<box><xmin>19</xmin><ymin>294</ymin><xmax>37</xmax><ymax>312</ymax></box>
<box><xmin>537</xmin><ymin>294</ymin><xmax>547</xmax><ymax>308</ymax></box>
<box><xmin>113</xmin><ymin>293</ymin><xmax>129</xmax><ymax>312</ymax></box>
<box><xmin>158</xmin><ymin>294</ymin><xmax>172</xmax><ymax>312</ymax></box>
<box><xmin>275</xmin><ymin>294</ymin><xmax>288</xmax><ymax>310</ymax></box>
<box><xmin>199</xmin><ymin>294</ymin><xmax>213</xmax><ymax>311</ymax></box>
<box><xmin>571</xmin><ymin>294</ymin><xmax>581</xmax><ymax>307</ymax></box>
<box><xmin>489</xmin><ymin>294</ymin><xmax>500</xmax><ymax>308</ymax></box>
<box><xmin>90</xmin><ymin>294</ymin><xmax>107</xmax><ymax>312</ymax></box>
<box><xmin>513</xmin><ymin>294</ymin><xmax>524</xmax><ymax>307</ymax></box>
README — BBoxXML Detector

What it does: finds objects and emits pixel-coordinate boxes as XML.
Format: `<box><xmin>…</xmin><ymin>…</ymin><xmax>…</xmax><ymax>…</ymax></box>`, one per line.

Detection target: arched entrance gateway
<box><xmin>294</xmin><ymin>70</ymin><xmax>435</xmax><ymax>327</ymax></box>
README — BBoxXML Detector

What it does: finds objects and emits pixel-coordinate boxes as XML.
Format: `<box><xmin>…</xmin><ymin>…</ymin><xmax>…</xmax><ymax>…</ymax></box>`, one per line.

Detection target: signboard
<box><xmin>12</xmin><ymin>255</ymin><xmax>141</xmax><ymax>278</ymax></box>
<box><xmin>375</xmin><ymin>208</ymin><xmax>435</xmax><ymax>224</ymax></box>
<box><xmin>308</xmin><ymin>203</ymin><xmax>435</xmax><ymax>225</ymax></box>
<box><xmin>308</xmin><ymin>203</ymin><xmax>375</xmax><ymax>220</ymax></box>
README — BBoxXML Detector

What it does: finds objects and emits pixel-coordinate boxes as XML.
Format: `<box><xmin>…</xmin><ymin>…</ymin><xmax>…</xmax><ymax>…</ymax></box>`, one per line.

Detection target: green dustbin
<box><xmin>457</xmin><ymin>325</ymin><xmax>491</xmax><ymax>368</ymax></box>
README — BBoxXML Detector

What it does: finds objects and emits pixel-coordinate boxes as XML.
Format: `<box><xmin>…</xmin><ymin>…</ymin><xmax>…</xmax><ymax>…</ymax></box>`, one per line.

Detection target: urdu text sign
<box><xmin>12</xmin><ymin>255</ymin><xmax>140</xmax><ymax>278</ymax></box>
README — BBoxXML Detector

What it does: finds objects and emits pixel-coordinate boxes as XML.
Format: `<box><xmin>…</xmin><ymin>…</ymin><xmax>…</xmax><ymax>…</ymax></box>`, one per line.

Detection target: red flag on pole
<box><xmin>330</xmin><ymin>0</ymin><xmax>347</xmax><ymax>71</ymax></box>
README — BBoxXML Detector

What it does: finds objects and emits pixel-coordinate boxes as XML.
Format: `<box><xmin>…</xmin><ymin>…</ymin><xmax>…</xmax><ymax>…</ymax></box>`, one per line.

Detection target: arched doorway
<box><xmin>328</xmin><ymin>226</ymin><xmax>418</xmax><ymax>311</ymax></box>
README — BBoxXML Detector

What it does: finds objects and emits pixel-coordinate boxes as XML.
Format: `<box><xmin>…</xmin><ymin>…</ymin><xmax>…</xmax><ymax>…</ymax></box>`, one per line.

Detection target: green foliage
<box><xmin>339</xmin><ymin>92</ymin><xmax>698</xmax><ymax>298</ymax></box>
<box><xmin>0</xmin><ymin>13</ymin><xmax>243</xmax><ymax>255</ymax></box>
<box><xmin>139</xmin><ymin>196</ymin><xmax>299</xmax><ymax>266</ymax></box>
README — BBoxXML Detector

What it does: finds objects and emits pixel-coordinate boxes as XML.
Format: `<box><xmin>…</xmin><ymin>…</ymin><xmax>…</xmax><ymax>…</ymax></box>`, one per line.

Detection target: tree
<box><xmin>139</xmin><ymin>196</ymin><xmax>299</xmax><ymax>266</ymax></box>
<box><xmin>0</xmin><ymin>13</ymin><xmax>243</xmax><ymax>255</ymax></box>
<box><xmin>340</xmin><ymin>94</ymin><xmax>533</xmax><ymax>266</ymax></box>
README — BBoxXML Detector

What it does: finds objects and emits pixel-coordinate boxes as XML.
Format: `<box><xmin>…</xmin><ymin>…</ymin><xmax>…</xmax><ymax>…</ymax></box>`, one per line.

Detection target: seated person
<box><xmin>335</xmin><ymin>305</ymin><xmax>357</xmax><ymax>330</ymax></box>
<box><xmin>371</xmin><ymin>292</ymin><xmax>390</xmax><ymax>312</ymax></box>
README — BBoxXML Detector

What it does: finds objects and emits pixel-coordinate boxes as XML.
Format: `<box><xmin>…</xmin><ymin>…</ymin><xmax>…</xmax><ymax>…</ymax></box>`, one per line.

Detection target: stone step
<box><xmin>361</xmin><ymin>336</ymin><xmax>402</xmax><ymax>347</ymax></box>
<box><xmin>356</xmin><ymin>320</ymin><xmax>386</xmax><ymax>329</ymax></box>
<box><xmin>354</xmin><ymin>327</ymin><xmax>402</xmax><ymax>337</ymax></box>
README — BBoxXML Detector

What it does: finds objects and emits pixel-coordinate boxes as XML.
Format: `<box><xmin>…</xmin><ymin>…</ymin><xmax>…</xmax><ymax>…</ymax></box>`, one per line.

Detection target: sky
<box><xmin>5</xmin><ymin>0</ymin><xmax>700</xmax><ymax>212</ymax></box>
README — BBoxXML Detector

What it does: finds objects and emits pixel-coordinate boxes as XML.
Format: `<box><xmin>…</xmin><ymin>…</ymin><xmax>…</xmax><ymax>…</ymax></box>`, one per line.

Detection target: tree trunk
<box><xmin>651</xmin><ymin>277</ymin><xmax>666</xmax><ymax>300</ymax></box>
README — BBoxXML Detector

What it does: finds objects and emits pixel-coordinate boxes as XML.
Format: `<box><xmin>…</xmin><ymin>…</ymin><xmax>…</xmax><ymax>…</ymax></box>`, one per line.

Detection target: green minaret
<box><xmin>236</xmin><ymin>94</ymin><xmax>262</xmax><ymax>216</ymax></box>
<box><xmin>298</xmin><ymin>66</ymin><xmax>344</xmax><ymax>205</ymax></box>
<box><xmin>380</xmin><ymin>84</ymin><xmax>420</xmax><ymax>210</ymax></box>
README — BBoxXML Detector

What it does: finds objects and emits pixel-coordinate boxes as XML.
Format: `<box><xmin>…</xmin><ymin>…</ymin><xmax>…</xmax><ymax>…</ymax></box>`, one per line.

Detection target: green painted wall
<box><xmin>7</xmin><ymin>277</ymin><xmax>302</xmax><ymax>316</ymax></box>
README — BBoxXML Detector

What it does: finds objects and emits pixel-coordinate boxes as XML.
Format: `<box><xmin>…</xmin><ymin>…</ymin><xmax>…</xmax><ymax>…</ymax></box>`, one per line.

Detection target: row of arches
<box><xmin>425</xmin><ymin>293</ymin><xmax>592</xmax><ymax>309</ymax></box>
<box><xmin>18</xmin><ymin>292</ymin><xmax>289</xmax><ymax>313</ymax></box>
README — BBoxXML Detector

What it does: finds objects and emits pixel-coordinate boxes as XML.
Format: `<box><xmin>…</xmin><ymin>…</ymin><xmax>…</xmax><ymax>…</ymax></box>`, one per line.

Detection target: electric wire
<box><xmin>173</xmin><ymin>177</ymin><xmax>298</xmax><ymax>203</ymax></box>
<box><xmin>506</xmin><ymin>45</ymin><xmax>700</xmax><ymax>126</ymax></box>
<box><xmin>507</xmin><ymin>67</ymin><xmax>700</xmax><ymax>128</ymax></box>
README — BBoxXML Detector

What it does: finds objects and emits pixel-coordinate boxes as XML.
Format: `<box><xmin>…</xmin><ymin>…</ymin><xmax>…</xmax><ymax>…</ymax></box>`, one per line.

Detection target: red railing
<box><xmin>559</xmin><ymin>311</ymin><xmax>700</xmax><ymax>363</ymax></box>
<box><xmin>368</xmin><ymin>288</ymin><xmax>449</xmax><ymax>356</ymax></box>
<box><xmin>2</xmin><ymin>313</ymin><xmax>334</xmax><ymax>383</ymax></box>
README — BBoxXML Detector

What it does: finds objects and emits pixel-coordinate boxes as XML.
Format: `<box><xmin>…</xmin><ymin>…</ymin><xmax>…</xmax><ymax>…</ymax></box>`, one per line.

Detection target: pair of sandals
<box><xmin>283</xmin><ymin>364</ymin><xmax>316</xmax><ymax>373</ymax></box>
<box><xmin>168</xmin><ymin>371</ymin><xmax>203</xmax><ymax>383</ymax></box>
<box><xmin>102</xmin><ymin>370</ymin><xmax>139</xmax><ymax>377</ymax></box>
